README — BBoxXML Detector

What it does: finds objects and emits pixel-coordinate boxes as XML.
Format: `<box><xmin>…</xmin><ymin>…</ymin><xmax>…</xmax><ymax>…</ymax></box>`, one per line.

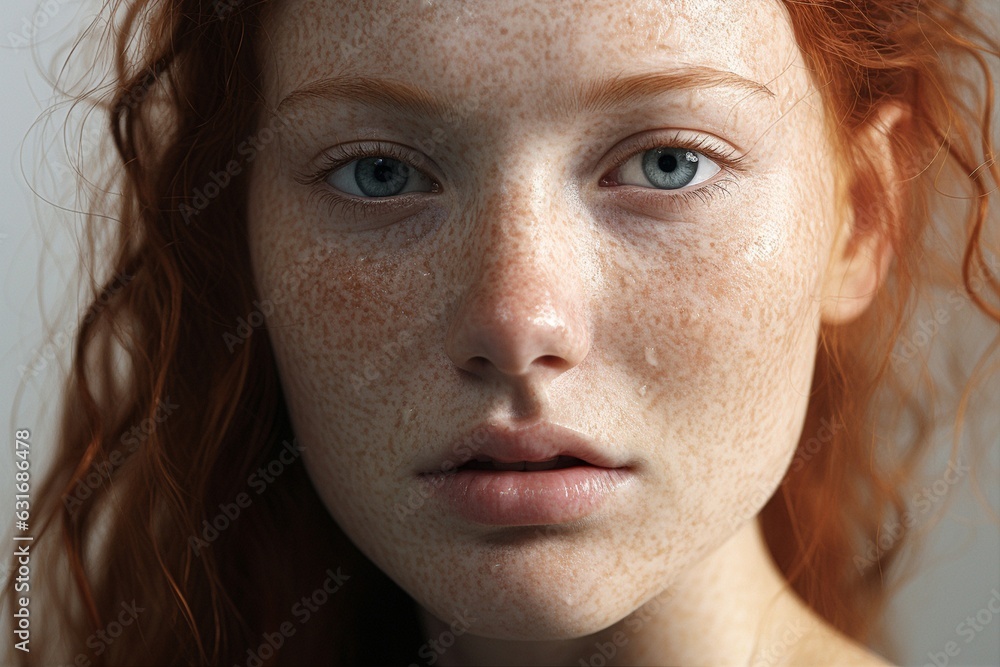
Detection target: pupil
<box><xmin>658</xmin><ymin>153</ymin><xmax>678</xmax><ymax>173</ymax></box>
<box><xmin>373</xmin><ymin>159</ymin><xmax>392</xmax><ymax>183</ymax></box>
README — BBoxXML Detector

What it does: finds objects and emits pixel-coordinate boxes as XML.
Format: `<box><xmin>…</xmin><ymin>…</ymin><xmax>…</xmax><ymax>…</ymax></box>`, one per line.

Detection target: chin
<box><xmin>406</xmin><ymin>544</ymin><xmax>646</xmax><ymax>641</ymax></box>
<box><xmin>427</xmin><ymin>595</ymin><xmax>626</xmax><ymax>642</ymax></box>
<box><xmin>466</xmin><ymin>619</ymin><xmax>609</xmax><ymax>642</ymax></box>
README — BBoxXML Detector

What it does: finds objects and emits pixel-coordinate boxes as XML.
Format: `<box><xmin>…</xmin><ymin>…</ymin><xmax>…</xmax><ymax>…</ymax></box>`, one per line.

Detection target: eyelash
<box><xmin>600</xmin><ymin>132</ymin><xmax>746</xmax><ymax>209</ymax></box>
<box><xmin>296</xmin><ymin>133</ymin><xmax>746</xmax><ymax>218</ymax></box>
<box><xmin>295</xmin><ymin>142</ymin><xmax>430</xmax><ymax>220</ymax></box>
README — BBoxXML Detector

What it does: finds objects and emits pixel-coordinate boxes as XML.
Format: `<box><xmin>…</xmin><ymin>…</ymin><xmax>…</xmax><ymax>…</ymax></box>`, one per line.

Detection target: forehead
<box><xmin>260</xmin><ymin>0</ymin><xmax>802</xmax><ymax>111</ymax></box>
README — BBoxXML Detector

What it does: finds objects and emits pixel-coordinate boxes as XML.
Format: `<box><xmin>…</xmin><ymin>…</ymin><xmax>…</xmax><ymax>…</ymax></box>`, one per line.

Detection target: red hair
<box><xmin>5</xmin><ymin>0</ymin><xmax>998</xmax><ymax>664</ymax></box>
<box><xmin>764</xmin><ymin>0</ymin><xmax>999</xmax><ymax>646</ymax></box>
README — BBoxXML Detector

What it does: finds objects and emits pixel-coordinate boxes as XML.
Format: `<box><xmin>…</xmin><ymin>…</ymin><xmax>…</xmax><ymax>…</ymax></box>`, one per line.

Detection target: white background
<box><xmin>0</xmin><ymin>1</ymin><xmax>998</xmax><ymax>664</ymax></box>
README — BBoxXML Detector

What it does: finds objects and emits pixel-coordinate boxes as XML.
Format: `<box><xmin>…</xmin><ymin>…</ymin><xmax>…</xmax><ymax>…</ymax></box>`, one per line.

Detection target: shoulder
<box><xmin>749</xmin><ymin>593</ymin><xmax>895</xmax><ymax>667</ymax></box>
<box><xmin>791</xmin><ymin>639</ymin><xmax>894</xmax><ymax>667</ymax></box>
<box><xmin>779</xmin><ymin>617</ymin><xmax>895</xmax><ymax>667</ymax></box>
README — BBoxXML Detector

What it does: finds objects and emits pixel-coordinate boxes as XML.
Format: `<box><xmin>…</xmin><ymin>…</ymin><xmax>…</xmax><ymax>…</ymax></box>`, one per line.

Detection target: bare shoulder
<box><xmin>751</xmin><ymin>592</ymin><xmax>895</xmax><ymax>667</ymax></box>
<box><xmin>783</xmin><ymin>618</ymin><xmax>895</xmax><ymax>667</ymax></box>
<box><xmin>791</xmin><ymin>639</ymin><xmax>894</xmax><ymax>666</ymax></box>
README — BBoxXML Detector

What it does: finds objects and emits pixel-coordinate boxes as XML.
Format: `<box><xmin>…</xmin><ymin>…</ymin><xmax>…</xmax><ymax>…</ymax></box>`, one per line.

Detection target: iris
<box><xmin>354</xmin><ymin>157</ymin><xmax>412</xmax><ymax>196</ymax></box>
<box><xmin>641</xmin><ymin>148</ymin><xmax>700</xmax><ymax>189</ymax></box>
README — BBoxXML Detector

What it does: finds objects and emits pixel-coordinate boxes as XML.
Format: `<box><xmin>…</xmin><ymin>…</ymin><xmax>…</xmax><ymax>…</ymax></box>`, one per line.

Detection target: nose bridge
<box><xmin>479</xmin><ymin>178</ymin><xmax>571</xmax><ymax>301</ymax></box>
<box><xmin>445</xmin><ymin>162</ymin><xmax>591</xmax><ymax>380</ymax></box>
<box><xmin>474</xmin><ymin>132</ymin><xmax>583</xmax><ymax>282</ymax></box>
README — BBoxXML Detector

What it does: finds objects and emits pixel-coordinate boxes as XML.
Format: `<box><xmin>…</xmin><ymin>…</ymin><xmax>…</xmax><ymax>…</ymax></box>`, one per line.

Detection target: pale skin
<box><xmin>246</xmin><ymin>1</ymin><xmax>901</xmax><ymax>664</ymax></box>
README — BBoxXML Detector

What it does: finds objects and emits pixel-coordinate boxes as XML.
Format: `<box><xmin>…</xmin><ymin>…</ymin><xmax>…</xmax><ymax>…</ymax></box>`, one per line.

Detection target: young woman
<box><xmin>7</xmin><ymin>0</ymin><xmax>998</xmax><ymax>664</ymax></box>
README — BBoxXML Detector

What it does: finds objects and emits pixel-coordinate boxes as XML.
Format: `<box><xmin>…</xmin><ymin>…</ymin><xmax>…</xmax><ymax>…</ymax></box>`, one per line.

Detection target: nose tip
<box><xmin>445</xmin><ymin>250</ymin><xmax>591</xmax><ymax>383</ymax></box>
<box><xmin>447</xmin><ymin>295</ymin><xmax>590</xmax><ymax>379</ymax></box>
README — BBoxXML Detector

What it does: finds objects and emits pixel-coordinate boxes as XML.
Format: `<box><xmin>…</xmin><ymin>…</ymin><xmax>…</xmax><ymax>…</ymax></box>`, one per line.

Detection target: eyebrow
<box><xmin>275</xmin><ymin>67</ymin><xmax>776</xmax><ymax>119</ymax></box>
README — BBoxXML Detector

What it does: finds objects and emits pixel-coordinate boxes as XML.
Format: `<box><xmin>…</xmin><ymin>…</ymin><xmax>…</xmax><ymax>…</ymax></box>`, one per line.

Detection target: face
<box><xmin>247</xmin><ymin>0</ymin><xmax>842</xmax><ymax>640</ymax></box>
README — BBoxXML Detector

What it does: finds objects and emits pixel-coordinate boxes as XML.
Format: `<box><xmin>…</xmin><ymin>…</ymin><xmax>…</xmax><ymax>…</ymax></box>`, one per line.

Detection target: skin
<box><xmin>246</xmin><ymin>1</ymin><xmax>900</xmax><ymax>664</ymax></box>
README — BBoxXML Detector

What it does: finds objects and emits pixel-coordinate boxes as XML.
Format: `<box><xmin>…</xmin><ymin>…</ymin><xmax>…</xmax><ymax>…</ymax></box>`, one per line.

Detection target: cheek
<box><xmin>247</xmin><ymin>165</ymin><xmax>402</xmax><ymax>527</ymax></box>
<box><xmin>251</xmin><ymin>242</ymin><xmax>419</xmax><ymax>503</ymax></box>
<box><xmin>607</xmin><ymin>182</ymin><xmax>825</xmax><ymax>531</ymax></box>
<box><xmin>250</xmin><ymin>250</ymin><xmax>433</xmax><ymax>568</ymax></box>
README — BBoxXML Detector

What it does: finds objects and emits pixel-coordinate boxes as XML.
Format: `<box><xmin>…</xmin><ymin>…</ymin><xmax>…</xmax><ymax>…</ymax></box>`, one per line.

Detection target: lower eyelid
<box><xmin>596</xmin><ymin>175</ymin><xmax>740</xmax><ymax>215</ymax></box>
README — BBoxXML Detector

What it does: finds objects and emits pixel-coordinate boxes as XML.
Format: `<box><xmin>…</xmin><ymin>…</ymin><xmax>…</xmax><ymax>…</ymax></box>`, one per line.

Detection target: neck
<box><xmin>418</xmin><ymin>517</ymin><xmax>819</xmax><ymax>666</ymax></box>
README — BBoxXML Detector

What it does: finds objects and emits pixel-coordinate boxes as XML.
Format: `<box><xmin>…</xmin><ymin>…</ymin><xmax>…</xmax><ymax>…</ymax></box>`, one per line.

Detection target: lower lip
<box><xmin>419</xmin><ymin>466</ymin><xmax>635</xmax><ymax>526</ymax></box>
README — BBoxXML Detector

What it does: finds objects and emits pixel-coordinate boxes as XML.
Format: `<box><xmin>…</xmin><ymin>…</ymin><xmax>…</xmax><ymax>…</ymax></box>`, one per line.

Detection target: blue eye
<box><xmin>325</xmin><ymin>155</ymin><xmax>437</xmax><ymax>197</ymax></box>
<box><xmin>615</xmin><ymin>147</ymin><xmax>721</xmax><ymax>190</ymax></box>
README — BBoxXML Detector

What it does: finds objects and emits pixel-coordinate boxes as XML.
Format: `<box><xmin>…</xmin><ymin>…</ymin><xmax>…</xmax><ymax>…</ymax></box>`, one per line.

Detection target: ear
<box><xmin>820</xmin><ymin>103</ymin><xmax>909</xmax><ymax>325</ymax></box>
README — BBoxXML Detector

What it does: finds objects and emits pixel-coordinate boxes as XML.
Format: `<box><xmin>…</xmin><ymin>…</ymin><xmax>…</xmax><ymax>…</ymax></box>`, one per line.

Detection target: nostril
<box><xmin>536</xmin><ymin>354</ymin><xmax>570</xmax><ymax>371</ymax></box>
<box><xmin>453</xmin><ymin>357</ymin><xmax>491</xmax><ymax>379</ymax></box>
<box><xmin>468</xmin><ymin>356</ymin><xmax>490</xmax><ymax>371</ymax></box>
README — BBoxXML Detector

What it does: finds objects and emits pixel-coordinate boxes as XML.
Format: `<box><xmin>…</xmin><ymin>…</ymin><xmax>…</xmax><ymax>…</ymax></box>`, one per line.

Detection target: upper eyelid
<box><xmin>599</xmin><ymin>131</ymin><xmax>744</xmax><ymax>179</ymax></box>
<box><xmin>296</xmin><ymin>141</ymin><xmax>441</xmax><ymax>187</ymax></box>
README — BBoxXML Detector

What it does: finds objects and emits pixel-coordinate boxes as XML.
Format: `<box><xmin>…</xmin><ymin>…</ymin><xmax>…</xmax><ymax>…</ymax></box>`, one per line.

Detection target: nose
<box><xmin>445</xmin><ymin>186</ymin><xmax>592</xmax><ymax>385</ymax></box>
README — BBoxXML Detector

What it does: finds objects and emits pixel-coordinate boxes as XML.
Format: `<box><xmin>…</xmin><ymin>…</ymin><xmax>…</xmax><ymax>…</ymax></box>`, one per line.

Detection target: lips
<box><xmin>417</xmin><ymin>421</ymin><xmax>636</xmax><ymax>526</ymax></box>
<box><xmin>420</xmin><ymin>420</ymin><xmax>628</xmax><ymax>475</ymax></box>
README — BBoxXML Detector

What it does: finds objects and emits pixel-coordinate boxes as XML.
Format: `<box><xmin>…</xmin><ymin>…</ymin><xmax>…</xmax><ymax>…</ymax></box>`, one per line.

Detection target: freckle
<box><xmin>500</xmin><ymin>27</ymin><xmax>508</xmax><ymax>35</ymax></box>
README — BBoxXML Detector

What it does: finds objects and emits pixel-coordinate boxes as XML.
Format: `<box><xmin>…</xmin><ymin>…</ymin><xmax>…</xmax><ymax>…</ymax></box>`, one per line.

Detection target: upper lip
<box><xmin>420</xmin><ymin>420</ymin><xmax>629</xmax><ymax>474</ymax></box>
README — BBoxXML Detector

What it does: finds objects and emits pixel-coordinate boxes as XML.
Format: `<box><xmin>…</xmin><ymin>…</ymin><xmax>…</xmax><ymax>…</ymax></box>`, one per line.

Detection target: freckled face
<box><xmin>247</xmin><ymin>0</ymin><xmax>839</xmax><ymax>640</ymax></box>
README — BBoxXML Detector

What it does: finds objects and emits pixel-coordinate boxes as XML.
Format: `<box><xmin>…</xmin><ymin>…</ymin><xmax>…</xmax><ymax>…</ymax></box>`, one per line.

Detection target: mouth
<box><xmin>416</xmin><ymin>421</ymin><xmax>636</xmax><ymax>526</ymax></box>
<box><xmin>420</xmin><ymin>419</ymin><xmax>628</xmax><ymax>475</ymax></box>
<box><xmin>454</xmin><ymin>455</ymin><xmax>589</xmax><ymax>472</ymax></box>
